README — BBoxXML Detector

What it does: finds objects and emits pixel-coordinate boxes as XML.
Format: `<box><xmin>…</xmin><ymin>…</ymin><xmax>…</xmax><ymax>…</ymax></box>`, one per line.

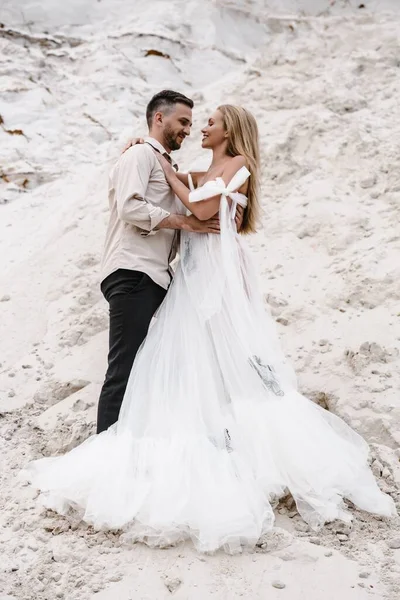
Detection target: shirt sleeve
<box><xmin>114</xmin><ymin>146</ymin><xmax>170</xmax><ymax>232</ymax></box>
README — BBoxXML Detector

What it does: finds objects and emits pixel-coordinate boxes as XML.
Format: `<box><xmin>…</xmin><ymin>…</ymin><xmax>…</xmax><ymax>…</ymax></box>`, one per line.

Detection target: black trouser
<box><xmin>96</xmin><ymin>269</ymin><xmax>167</xmax><ymax>433</ymax></box>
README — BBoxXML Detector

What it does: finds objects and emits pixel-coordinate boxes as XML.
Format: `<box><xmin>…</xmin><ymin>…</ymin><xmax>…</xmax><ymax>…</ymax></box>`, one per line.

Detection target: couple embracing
<box><xmin>25</xmin><ymin>90</ymin><xmax>395</xmax><ymax>553</ymax></box>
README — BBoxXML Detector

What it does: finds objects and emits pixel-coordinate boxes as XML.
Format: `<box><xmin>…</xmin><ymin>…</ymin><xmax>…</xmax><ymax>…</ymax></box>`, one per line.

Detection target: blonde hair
<box><xmin>218</xmin><ymin>104</ymin><xmax>260</xmax><ymax>234</ymax></box>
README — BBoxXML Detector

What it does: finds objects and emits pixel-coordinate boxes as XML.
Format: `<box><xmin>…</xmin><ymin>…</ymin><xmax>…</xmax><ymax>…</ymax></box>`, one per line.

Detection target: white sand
<box><xmin>1</xmin><ymin>1</ymin><xmax>399</xmax><ymax>598</ymax></box>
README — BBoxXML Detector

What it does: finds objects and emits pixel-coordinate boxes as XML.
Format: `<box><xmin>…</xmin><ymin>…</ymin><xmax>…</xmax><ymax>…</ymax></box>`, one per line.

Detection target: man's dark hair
<box><xmin>146</xmin><ymin>90</ymin><xmax>194</xmax><ymax>128</ymax></box>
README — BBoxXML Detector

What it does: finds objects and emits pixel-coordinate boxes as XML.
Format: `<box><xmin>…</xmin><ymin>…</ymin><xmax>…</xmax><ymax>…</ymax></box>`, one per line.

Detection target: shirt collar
<box><xmin>144</xmin><ymin>136</ymin><xmax>168</xmax><ymax>155</ymax></box>
<box><xmin>144</xmin><ymin>136</ymin><xmax>178</xmax><ymax>170</ymax></box>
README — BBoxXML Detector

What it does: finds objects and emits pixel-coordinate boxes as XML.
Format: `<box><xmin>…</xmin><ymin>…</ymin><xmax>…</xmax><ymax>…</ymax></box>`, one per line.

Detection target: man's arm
<box><xmin>115</xmin><ymin>146</ymin><xmax>170</xmax><ymax>232</ymax></box>
<box><xmin>115</xmin><ymin>146</ymin><xmax>220</xmax><ymax>234</ymax></box>
<box><xmin>156</xmin><ymin>213</ymin><xmax>220</xmax><ymax>233</ymax></box>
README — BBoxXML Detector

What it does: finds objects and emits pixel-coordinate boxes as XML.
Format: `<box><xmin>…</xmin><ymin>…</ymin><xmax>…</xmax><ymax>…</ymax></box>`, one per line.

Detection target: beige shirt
<box><xmin>100</xmin><ymin>137</ymin><xmax>183</xmax><ymax>290</ymax></box>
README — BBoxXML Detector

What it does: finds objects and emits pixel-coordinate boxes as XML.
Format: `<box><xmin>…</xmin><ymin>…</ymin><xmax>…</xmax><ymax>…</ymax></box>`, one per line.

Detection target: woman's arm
<box><xmin>176</xmin><ymin>172</ymin><xmax>189</xmax><ymax>187</ymax></box>
<box><xmin>156</xmin><ymin>154</ymin><xmax>247</xmax><ymax>221</ymax></box>
<box><xmin>122</xmin><ymin>138</ymin><xmax>206</xmax><ymax>191</ymax></box>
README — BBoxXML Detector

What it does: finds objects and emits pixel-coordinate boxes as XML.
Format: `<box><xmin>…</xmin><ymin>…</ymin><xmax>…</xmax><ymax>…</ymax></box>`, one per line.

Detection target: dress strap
<box><xmin>188</xmin><ymin>173</ymin><xmax>195</xmax><ymax>192</ymax></box>
<box><xmin>188</xmin><ymin>166</ymin><xmax>250</xmax><ymax>208</ymax></box>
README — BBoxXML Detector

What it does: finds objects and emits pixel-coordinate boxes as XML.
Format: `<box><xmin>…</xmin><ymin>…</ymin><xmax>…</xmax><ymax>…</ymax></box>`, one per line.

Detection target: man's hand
<box><xmin>183</xmin><ymin>214</ymin><xmax>220</xmax><ymax>234</ymax></box>
<box><xmin>235</xmin><ymin>204</ymin><xmax>244</xmax><ymax>232</ymax></box>
<box><xmin>156</xmin><ymin>214</ymin><xmax>220</xmax><ymax>234</ymax></box>
<box><xmin>122</xmin><ymin>137</ymin><xmax>145</xmax><ymax>153</ymax></box>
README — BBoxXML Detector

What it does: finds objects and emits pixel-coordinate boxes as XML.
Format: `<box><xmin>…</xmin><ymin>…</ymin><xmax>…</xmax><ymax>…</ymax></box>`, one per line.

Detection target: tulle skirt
<box><xmin>24</xmin><ymin>223</ymin><xmax>396</xmax><ymax>553</ymax></box>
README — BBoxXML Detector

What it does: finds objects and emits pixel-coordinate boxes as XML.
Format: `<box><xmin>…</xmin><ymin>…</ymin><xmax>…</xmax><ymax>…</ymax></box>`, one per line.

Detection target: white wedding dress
<box><xmin>24</xmin><ymin>167</ymin><xmax>396</xmax><ymax>553</ymax></box>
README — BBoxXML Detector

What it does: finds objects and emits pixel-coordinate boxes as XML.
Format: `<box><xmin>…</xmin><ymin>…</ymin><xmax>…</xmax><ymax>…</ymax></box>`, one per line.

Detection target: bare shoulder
<box><xmin>224</xmin><ymin>155</ymin><xmax>248</xmax><ymax>172</ymax></box>
<box><xmin>222</xmin><ymin>155</ymin><xmax>249</xmax><ymax>193</ymax></box>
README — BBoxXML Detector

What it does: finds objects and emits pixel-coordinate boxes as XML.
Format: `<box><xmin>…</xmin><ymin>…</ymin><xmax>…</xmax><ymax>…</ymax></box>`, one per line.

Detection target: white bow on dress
<box><xmin>188</xmin><ymin>166</ymin><xmax>250</xmax><ymax>210</ymax></box>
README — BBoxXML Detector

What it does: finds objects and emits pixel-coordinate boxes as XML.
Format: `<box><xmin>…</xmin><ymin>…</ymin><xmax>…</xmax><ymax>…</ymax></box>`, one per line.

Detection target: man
<box><xmin>97</xmin><ymin>90</ymin><xmax>221</xmax><ymax>433</ymax></box>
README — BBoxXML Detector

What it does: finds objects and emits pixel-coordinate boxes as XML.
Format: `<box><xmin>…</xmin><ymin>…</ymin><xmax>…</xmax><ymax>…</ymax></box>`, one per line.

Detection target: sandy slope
<box><xmin>1</xmin><ymin>1</ymin><xmax>400</xmax><ymax>599</ymax></box>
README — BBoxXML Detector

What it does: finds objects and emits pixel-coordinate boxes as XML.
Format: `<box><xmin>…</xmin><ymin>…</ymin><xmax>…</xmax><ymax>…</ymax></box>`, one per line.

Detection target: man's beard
<box><xmin>164</xmin><ymin>127</ymin><xmax>182</xmax><ymax>151</ymax></box>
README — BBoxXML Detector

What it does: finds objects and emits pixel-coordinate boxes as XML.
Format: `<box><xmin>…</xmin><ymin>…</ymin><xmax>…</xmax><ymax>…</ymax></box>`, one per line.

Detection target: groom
<box><xmin>97</xmin><ymin>90</ymin><xmax>222</xmax><ymax>433</ymax></box>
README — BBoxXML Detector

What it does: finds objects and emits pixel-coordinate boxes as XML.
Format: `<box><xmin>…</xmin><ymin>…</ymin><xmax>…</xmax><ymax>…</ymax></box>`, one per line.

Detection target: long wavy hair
<box><xmin>218</xmin><ymin>104</ymin><xmax>260</xmax><ymax>234</ymax></box>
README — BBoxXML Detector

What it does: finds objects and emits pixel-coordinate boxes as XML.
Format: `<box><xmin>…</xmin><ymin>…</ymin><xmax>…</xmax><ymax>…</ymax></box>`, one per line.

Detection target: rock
<box><xmin>360</xmin><ymin>175</ymin><xmax>377</xmax><ymax>189</ymax></box>
<box><xmin>108</xmin><ymin>573</ymin><xmax>123</xmax><ymax>583</ymax></box>
<box><xmin>164</xmin><ymin>577</ymin><xmax>182</xmax><ymax>594</ymax></box>
<box><xmin>359</xmin><ymin>571</ymin><xmax>370</xmax><ymax>579</ymax></box>
<box><xmin>387</xmin><ymin>538</ymin><xmax>400</xmax><ymax>550</ymax></box>
<box><xmin>337</xmin><ymin>534</ymin><xmax>349</xmax><ymax>542</ymax></box>
<box><xmin>276</xmin><ymin>317</ymin><xmax>289</xmax><ymax>326</ymax></box>
<box><xmin>324</xmin><ymin>551</ymin><xmax>333</xmax><ymax>557</ymax></box>
<box><xmin>272</xmin><ymin>580</ymin><xmax>286</xmax><ymax>589</ymax></box>
<box><xmin>334</xmin><ymin>524</ymin><xmax>352</xmax><ymax>536</ymax></box>
<box><xmin>0</xmin><ymin>295</ymin><xmax>11</xmax><ymax>302</ymax></box>
<box><xmin>309</xmin><ymin>537</ymin><xmax>321</xmax><ymax>545</ymax></box>
<box><xmin>372</xmin><ymin>460</ymin><xmax>384</xmax><ymax>478</ymax></box>
<box><xmin>27</xmin><ymin>542</ymin><xmax>39</xmax><ymax>552</ymax></box>
<box><xmin>294</xmin><ymin>521</ymin><xmax>309</xmax><ymax>533</ymax></box>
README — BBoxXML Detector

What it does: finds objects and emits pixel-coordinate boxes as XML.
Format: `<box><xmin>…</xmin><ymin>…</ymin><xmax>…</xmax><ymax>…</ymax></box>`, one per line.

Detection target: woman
<box><xmin>24</xmin><ymin>105</ymin><xmax>396</xmax><ymax>553</ymax></box>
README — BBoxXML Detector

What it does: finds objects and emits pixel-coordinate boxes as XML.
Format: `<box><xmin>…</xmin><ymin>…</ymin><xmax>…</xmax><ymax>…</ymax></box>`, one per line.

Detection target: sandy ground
<box><xmin>1</xmin><ymin>1</ymin><xmax>400</xmax><ymax>598</ymax></box>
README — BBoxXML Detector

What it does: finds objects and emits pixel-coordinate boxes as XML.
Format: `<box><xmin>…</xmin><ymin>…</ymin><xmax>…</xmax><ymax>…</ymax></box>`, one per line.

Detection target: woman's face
<box><xmin>201</xmin><ymin>110</ymin><xmax>227</xmax><ymax>149</ymax></box>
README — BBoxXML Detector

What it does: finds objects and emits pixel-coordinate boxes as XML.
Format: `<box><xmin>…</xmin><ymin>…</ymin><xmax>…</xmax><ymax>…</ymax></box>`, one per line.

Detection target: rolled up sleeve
<box><xmin>114</xmin><ymin>146</ymin><xmax>170</xmax><ymax>232</ymax></box>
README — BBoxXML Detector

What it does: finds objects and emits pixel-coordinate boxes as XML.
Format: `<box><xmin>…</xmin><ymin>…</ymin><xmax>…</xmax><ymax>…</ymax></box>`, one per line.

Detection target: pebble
<box><xmin>309</xmin><ymin>537</ymin><xmax>321</xmax><ymax>545</ymax></box>
<box><xmin>164</xmin><ymin>578</ymin><xmax>182</xmax><ymax>594</ymax></box>
<box><xmin>27</xmin><ymin>542</ymin><xmax>38</xmax><ymax>552</ymax></box>
<box><xmin>276</xmin><ymin>317</ymin><xmax>289</xmax><ymax>326</ymax></box>
<box><xmin>294</xmin><ymin>521</ymin><xmax>309</xmax><ymax>533</ymax></box>
<box><xmin>324</xmin><ymin>551</ymin><xmax>333</xmax><ymax>557</ymax></box>
<box><xmin>8</xmin><ymin>390</ymin><xmax>15</xmax><ymax>398</ymax></box>
<box><xmin>359</xmin><ymin>571</ymin><xmax>370</xmax><ymax>579</ymax></box>
<box><xmin>0</xmin><ymin>295</ymin><xmax>11</xmax><ymax>302</ymax></box>
<box><xmin>387</xmin><ymin>538</ymin><xmax>400</xmax><ymax>550</ymax></box>
<box><xmin>272</xmin><ymin>580</ymin><xmax>286</xmax><ymax>589</ymax></box>
<box><xmin>360</xmin><ymin>175</ymin><xmax>377</xmax><ymax>189</ymax></box>
<box><xmin>335</xmin><ymin>525</ymin><xmax>352</xmax><ymax>536</ymax></box>
<box><xmin>108</xmin><ymin>573</ymin><xmax>123</xmax><ymax>583</ymax></box>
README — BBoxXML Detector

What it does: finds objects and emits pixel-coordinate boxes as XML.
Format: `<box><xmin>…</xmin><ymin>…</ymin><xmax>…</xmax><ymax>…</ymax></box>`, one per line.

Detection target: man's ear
<box><xmin>154</xmin><ymin>111</ymin><xmax>163</xmax><ymax>125</ymax></box>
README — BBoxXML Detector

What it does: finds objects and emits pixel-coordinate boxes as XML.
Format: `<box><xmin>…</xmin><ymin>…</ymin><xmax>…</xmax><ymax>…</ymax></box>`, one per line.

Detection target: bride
<box><xmin>24</xmin><ymin>105</ymin><xmax>396</xmax><ymax>553</ymax></box>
